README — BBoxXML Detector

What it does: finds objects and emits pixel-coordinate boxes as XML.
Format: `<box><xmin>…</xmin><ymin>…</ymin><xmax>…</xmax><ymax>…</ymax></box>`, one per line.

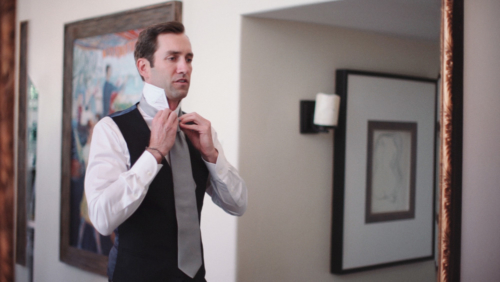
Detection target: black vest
<box><xmin>107</xmin><ymin>105</ymin><xmax>209</xmax><ymax>282</ymax></box>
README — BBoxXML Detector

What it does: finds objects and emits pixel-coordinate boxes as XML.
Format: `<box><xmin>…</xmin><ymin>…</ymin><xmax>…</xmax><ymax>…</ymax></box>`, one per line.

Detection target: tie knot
<box><xmin>177</xmin><ymin>111</ymin><xmax>183</xmax><ymax>132</ymax></box>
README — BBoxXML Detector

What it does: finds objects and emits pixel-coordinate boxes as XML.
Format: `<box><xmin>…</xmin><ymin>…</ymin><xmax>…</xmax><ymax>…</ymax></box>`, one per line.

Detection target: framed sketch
<box><xmin>331</xmin><ymin>70</ymin><xmax>437</xmax><ymax>274</ymax></box>
<box><xmin>60</xmin><ymin>2</ymin><xmax>182</xmax><ymax>275</ymax></box>
<box><xmin>365</xmin><ymin>121</ymin><xmax>417</xmax><ymax>223</ymax></box>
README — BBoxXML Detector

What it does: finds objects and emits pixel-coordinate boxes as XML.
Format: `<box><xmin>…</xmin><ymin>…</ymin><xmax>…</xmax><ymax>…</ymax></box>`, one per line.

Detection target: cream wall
<box><xmin>462</xmin><ymin>0</ymin><xmax>500</xmax><ymax>281</ymax></box>
<box><xmin>237</xmin><ymin>18</ymin><xmax>439</xmax><ymax>282</ymax></box>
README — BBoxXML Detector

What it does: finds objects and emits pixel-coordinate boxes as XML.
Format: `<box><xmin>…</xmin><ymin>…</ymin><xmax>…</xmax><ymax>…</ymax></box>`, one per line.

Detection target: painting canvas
<box><xmin>69</xmin><ymin>29</ymin><xmax>144</xmax><ymax>256</ymax></box>
<box><xmin>26</xmin><ymin>77</ymin><xmax>38</xmax><ymax>223</ymax></box>
<box><xmin>60</xmin><ymin>2</ymin><xmax>181</xmax><ymax>275</ymax></box>
<box><xmin>365</xmin><ymin>121</ymin><xmax>416</xmax><ymax>223</ymax></box>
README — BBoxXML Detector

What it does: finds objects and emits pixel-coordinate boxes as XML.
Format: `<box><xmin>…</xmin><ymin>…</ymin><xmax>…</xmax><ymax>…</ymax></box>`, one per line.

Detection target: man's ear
<box><xmin>136</xmin><ymin>58</ymin><xmax>151</xmax><ymax>81</ymax></box>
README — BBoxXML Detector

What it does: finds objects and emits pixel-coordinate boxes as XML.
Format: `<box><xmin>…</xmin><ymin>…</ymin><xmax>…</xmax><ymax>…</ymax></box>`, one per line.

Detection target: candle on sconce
<box><xmin>313</xmin><ymin>93</ymin><xmax>340</xmax><ymax>127</ymax></box>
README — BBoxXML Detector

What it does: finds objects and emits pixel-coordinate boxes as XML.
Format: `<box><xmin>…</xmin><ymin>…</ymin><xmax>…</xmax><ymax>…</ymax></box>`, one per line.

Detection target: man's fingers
<box><xmin>153</xmin><ymin>109</ymin><xmax>167</xmax><ymax>122</ymax></box>
<box><xmin>180</xmin><ymin>114</ymin><xmax>212</xmax><ymax>131</ymax></box>
<box><xmin>166</xmin><ymin>110</ymin><xmax>179</xmax><ymax>127</ymax></box>
<box><xmin>179</xmin><ymin>112</ymin><xmax>197</xmax><ymax>119</ymax></box>
<box><xmin>152</xmin><ymin>109</ymin><xmax>175</xmax><ymax>126</ymax></box>
<box><xmin>179</xmin><ymin>112</ymin><xmax>202</xmax><ymax>124</ymax></box>
<box><xmin>179</xmin><ymin>123</ymin><xmax>199</xmax><ymax>131</ymax></box>
<box><xmin>160</xmin><ymin>108</ymin><xmax>173</xmax><ymax>122</ymax></box>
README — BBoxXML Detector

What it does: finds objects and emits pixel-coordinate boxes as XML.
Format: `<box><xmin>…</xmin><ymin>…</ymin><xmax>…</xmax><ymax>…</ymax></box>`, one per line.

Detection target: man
<box><xmin>102</xmin><ymin>65</ymin><xmax>126</xmax><ymax>117</ymax></box>
<box><xmin>85</xmin><ymin>21</ymin><xmax>247</xmax><ymax>282</ymax></box>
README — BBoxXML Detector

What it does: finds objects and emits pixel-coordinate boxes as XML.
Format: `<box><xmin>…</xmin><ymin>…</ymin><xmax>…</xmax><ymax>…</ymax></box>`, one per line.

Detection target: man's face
<box><xmin>146</xmin><ymin>33</ymin><xmax>193</xmax><ymax>103</ymax></box>
<box><xmin>106</xmin><ymin>67</ymin><xmax>112</xmax><ymax>80</ymax></box>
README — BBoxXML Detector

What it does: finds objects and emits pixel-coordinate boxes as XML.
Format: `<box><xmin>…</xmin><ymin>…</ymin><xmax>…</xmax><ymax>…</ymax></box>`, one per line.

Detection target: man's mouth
<box><xmin>175</xmin><ymin>79</ymin><xmax>189</xmax><ymax>83</ymax></box>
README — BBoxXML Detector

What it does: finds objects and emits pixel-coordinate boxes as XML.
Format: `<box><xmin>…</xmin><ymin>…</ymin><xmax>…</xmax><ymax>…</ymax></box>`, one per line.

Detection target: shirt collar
<box><xmin>140</xmin><ymin>82</ymin><xmax>181</xmax><ymax>117</ymax></box>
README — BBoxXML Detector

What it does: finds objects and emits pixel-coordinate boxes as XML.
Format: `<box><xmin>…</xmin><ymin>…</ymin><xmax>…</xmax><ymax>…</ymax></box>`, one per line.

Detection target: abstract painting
<box><xmin>69</xmin><ymin>28</ymin><xmax>144</xmax><ymax>257</ymax></box>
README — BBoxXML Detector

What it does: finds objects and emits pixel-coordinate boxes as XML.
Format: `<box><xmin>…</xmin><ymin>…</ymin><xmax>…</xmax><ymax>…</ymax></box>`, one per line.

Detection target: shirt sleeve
<box><xmin>204</xmin><ymin>128</ymin><xmax>248</xmax><ymax>216</ymax></box>
<box><xmin>85</xmin><ymin>117</ymin><xmax>162</xmax><ymax>235</ymax></box>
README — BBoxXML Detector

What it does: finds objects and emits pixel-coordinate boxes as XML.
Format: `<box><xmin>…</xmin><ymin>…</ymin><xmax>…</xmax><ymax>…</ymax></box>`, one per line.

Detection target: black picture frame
<box><xmin>331</xmin><ymin>69</ymin><xmax>438</xmax><ymax>274</ymax></box>
<box><xmin>60</xmin><ymin>2</ymin><xmax>182</xmax><ymax>275</ymax></box>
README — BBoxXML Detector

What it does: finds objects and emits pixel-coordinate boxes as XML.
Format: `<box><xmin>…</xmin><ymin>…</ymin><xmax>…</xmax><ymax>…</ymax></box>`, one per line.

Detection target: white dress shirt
<box><xmin>85</xmin><ymin>83</ymin><xmax>247</xmax><ymax>236</ymax></box>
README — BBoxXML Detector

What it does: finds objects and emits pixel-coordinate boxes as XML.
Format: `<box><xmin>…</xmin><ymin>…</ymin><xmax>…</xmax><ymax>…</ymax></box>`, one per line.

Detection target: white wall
<box><xmin>462</xmin><ymin>0</ymin><xmax>500</xmax><ymax>281</ymax></box>
<box><xmin>237</xmin><ymin>17</ymin><xmax>439</xmax><ymax>282</ymax></box>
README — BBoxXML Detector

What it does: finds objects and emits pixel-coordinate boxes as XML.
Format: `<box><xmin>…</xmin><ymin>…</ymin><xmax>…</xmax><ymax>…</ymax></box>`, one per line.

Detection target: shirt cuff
<box><xmin>203</xmin><ymin>153</ymin><xmax>228</xmax><ymax>182</ymax></box>
<box><xmin>129</xmin><ymin>150</ymin><xmax>162</xmax><ymax>183</ymax></box>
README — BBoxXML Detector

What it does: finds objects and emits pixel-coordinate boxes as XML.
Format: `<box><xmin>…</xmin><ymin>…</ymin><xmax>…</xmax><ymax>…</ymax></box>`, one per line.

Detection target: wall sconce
<box><xmin>300</xmin><ymin>93</ymin><xmax>340</xmax><ymax>134</ymax></box>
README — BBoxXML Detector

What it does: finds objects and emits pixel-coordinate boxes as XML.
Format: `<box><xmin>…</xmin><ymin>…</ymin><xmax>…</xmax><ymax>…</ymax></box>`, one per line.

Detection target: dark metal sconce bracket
<box><xmin>300</xmin><ymin>100</ymin><xmax>333</xmax><ymax>134</ymax></box>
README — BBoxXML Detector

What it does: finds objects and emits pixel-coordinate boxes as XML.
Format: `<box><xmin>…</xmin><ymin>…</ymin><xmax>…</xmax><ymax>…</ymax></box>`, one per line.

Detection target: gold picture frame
<box><xmin>438</xmin><ymin>0</ymin><xmax>464</xmax><ymax>281</ymax></box>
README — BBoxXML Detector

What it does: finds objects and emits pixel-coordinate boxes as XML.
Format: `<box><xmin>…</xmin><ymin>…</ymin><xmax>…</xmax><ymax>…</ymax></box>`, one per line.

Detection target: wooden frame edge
<box><xmin>15</xmin><ymin>20</ymin><xmax>29</xmax><ymax>267</ymax></box>
<box><xmin>0</xmin><ymin>0</ymin><xmax>17</xmax><ymax>280</ymax></box>
<box><xmin>438</xmin><ymin>0</ymin><xmax>463</xmax><ymax>281</ymax></box>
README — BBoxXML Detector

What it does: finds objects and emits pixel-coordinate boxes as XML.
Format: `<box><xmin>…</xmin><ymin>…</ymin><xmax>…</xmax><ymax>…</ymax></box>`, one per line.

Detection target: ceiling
<box><xmin>245</xmin><ymin>0</ymin><xmax>441</xmax><ymax>42</ymax></box>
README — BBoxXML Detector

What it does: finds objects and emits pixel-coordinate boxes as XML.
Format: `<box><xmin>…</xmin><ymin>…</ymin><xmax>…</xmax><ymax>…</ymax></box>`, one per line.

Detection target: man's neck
<box><xmin>167</xmin><ymin>99</ymin><xmax>180</xmax><ymax>111</ymax></box>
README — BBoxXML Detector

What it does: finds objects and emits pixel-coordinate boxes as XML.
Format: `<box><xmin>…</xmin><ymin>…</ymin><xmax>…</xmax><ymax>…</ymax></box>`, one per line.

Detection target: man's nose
<box><xmin>176</xmin><ymin>59</ymin><xmax>189</xmax><ymax>74</ymax></box>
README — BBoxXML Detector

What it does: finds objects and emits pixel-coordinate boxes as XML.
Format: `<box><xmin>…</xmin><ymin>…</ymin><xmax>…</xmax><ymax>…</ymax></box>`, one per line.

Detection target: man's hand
<box><xmin>148</xmin><ymin>109</ymin><xmax>178</xmax><ymax>163</ymax></box>
<box><xmin>179</xmin><ymin>112</ymin><xmax>218</xmax><ymax>163</ymax></box>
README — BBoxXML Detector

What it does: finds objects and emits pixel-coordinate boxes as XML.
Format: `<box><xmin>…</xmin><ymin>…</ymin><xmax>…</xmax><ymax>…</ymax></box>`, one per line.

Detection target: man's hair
<box><xmin>134</xmin><ymin>21</ymin><xmax>185</xmax><ymax>68</ymax></box>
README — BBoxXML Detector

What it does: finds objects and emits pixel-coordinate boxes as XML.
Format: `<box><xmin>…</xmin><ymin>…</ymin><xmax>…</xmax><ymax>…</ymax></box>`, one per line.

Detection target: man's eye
<box><xmin>167</xmin><ymin>57</ymin><xmax>176</xmax><ymax>61</ymax></box>
<box><xmin>186</xmin><ymin>58</ymin><xmax>193</xmax><ymax>63</ymax></box>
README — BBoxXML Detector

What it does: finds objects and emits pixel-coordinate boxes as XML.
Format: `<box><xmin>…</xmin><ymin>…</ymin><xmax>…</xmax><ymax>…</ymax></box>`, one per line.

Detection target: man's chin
<box><xmin>168</xmin><ymin>90</ymin><xmax>189</xmax><ymax>101</ymax></box>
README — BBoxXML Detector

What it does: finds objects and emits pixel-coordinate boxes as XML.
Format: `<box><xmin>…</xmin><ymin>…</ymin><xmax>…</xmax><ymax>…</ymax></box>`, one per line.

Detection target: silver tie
<box><xmin>139</xmin><ymin>96</ymin><xmax>202</xmax><ymax>278</ymax></box>
<box><xmin>170</xmin><ymin>126</ymin><xmax>203</xmax><ymax>278</ymax></box>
